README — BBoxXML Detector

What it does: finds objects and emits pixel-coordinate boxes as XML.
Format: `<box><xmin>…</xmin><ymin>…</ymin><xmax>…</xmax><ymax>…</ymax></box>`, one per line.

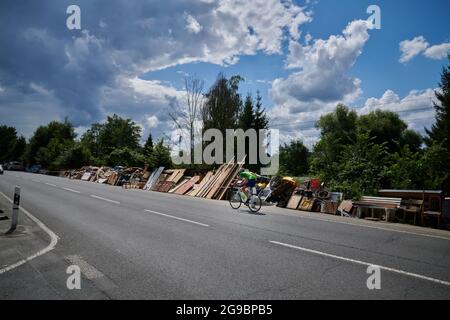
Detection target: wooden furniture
<box><xmin>399</xmin><ymin>199</ymin><xmax>423</xmax><ymax>225</ymax></box>
<box><xmin>378</xmin><ymin>190</ymin><xmax>444</xmax><ymax>227</ymax></box>
<box><xmin>353</xmin><ymin>196</ymin><xmax>402</xmax><ymax>221</ymax></box>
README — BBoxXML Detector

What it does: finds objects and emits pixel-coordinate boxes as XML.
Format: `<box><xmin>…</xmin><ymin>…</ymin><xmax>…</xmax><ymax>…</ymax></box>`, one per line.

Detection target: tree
<box><xmin>310</xmin><ymin>104</ymin><xmax>358</xmax><ymax>179</ymax></box>
<box><xmin>332</xmin><ymin>133</ymin><xmax>389</xmax><ymax>199</ymax></box>
<box><xmin>424</xmin><ymin>55</ymin><xmax>450</xmax><ymax>195</ymax></box>
<box><xmin>81</xmin><ymin>114</ymin><xmax>142</xmax><ymax>163</ymax></box>
<box><xmin>147</xmin><ymin>139</ymin><xmax>173</xmax><ymax>169</ymax></box>
<box><xmin>12</xmin><ymin>136</ymin><xmax>27</xmax><ymax>161</ymax></box>
<box><xmin>26</xmin><ymin>119</ymin><xmax>76</xmax><ymax>167</ymax></box>
<box><xmin>202</xmin><ymin>73</ymin><xmax>244</xmax><ymax>164</ymax></box>
<box><xmin>51</xmin><ymin>143</ymin><xmax>92</xmax><ymax>170</ymax></box>
<box><xmin>169</xmin><ymin>76</ymin><xmax>204</xmax><ymax>163</ymax></box>
<box><xmin>143</xmin><ymin>133</ymin><xmax>154</xmax><ymax>158</ymax></box>
<box><xmin>279</xmin><ymin>140</ymin><xmax>309</xmax><ymax>177</ymax></box>
<box><xmin>239</xmin><ymin>94</ymin><xmax>254</xmax><ymax>130</ymax></box>
<box><xmin>202</xmin><ymin>73</ymin><xmax>243</xmax><ymax>135</ymax></box>
<box><xmin>358</xmin><ymin>110</ymin><xmax>408</xmax><ymax>153</ymax></box>
<box><xmin>108</xmin><ymin>147</ymin><xmax>145</xmax><ymax>168</ymax></box>
<box><xmin>426</xmin><ymin>55</ymin><xmax>450</xmax><ymax>150</ymax></box>
<box><xmin>0</xmin><ymin>125</ymin><xmax>25</xmax><ymax>163</ymax></box>
<box><xmin>236</xmin><ymin>92</ymin><xmax>270</xmax><ymax>171</ymax></box>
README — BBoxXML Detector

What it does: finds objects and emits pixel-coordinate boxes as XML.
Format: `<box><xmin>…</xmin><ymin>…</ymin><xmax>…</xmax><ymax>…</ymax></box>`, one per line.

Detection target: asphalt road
<box><xmin>1</xmin><ymin>171</ymin><xmax>450</xmax><ymax>299</ymax></box>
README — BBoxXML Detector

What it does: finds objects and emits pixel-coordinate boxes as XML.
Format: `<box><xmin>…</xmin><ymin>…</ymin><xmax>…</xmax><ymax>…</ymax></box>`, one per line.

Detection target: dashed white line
<box><xmin>90</xmin><ymin>194</ymin><xmax>120</xmax><ymax>204</ymax></box>
<box><xmin>32</xmin><ymin>179</ymin><xmax>41</xmax><ymax>183</ymax></box>
<box><xmin>269</xmin><ymin>240</ymin><xmax>450</xmax><ymax>287</ymax></box>
<box><xmin>45</xmin><ymin>182</ymin><xmax>57</xmax><ymax>187</ymax></box>
<box><xmin>0</xmin><ymin>191</ymin><xmax>59</xmax><ymax>275</ymax></box>
<box><xmin>144</xmin><ymin>209</ymin><xmax>209</xmax><ymax>227</ymax></box>
<box><xmin>62</xmin><ymin>187</ymin><xmax>81</xmax><ymax>194</ymax></box>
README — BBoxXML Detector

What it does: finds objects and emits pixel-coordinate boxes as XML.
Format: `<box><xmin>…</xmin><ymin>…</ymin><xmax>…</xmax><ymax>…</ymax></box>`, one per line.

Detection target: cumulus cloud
<box><xmin>399</xmin><ymin>36</ymin><xmax>429</xmax><ymax>63</ymax></box>
<box><xmin>424</xmin><ymin>43</ymin><xmax>450</xmax><ymax>60</ymax></box>
<box><xmin>360</xmin><ymin>88</ymin><xmax>436</xmax><ymax>134</ymax></box>
<box><xmin>268</xmin><ymin>19</ymin><xmax>372</xmax><ymax>145</ymax></box>
<box><xmin>0</xmin><ymin>0</ymin><xmax>312</xmax><ymax>140</ymax></box>
<box><xmin>399</xmin><ymin>36</ymin><xmax>450</xmax><ymax>63</ymax></box>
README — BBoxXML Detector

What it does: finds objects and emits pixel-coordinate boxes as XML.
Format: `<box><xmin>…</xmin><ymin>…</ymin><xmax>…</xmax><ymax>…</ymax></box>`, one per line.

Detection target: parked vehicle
<box><xmin>28</xmin><ymin>165</ymin><xmax>42</xmax><ymax>173</ymax></box>
<box><xmin>6</xmin><ymin>161</ymin><xmax>24</xmax><ymax>171</ymax></box>
<box><xmin>0</xmin><ymin>164</ymin><xmax>4</xmax><ymax>175</ymax></box>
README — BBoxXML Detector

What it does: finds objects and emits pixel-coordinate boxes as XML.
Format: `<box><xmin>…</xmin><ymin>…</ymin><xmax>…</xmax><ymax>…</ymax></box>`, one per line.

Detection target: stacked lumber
<box><xmin>186</xmin><ymin>171</ymin><xmax>214</xmax><ymax>196</ymax></box>
<box><xmin>195</xmin><ymin>158</ymin><xmax>245</xmax><ymax>200</ymax></box>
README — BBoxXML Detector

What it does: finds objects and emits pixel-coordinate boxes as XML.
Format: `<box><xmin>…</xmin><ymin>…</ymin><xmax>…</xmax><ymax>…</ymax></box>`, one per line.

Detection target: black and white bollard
<box><xmin>5</xmin><ymin>186</ymin><xmax>20</xmax><ymax>235</ymax></box>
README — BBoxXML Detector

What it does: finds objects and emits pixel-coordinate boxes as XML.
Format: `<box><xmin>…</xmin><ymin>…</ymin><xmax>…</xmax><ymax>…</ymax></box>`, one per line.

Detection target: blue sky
<box><xmin>145</xmin><ymin>0</ymin><xmax>449</xmax><ymax>106</ymax></box>
<box><xmin>0</xmin><ymin>0</ymin><xmax>449</xmax><ymax>147</ymax></box>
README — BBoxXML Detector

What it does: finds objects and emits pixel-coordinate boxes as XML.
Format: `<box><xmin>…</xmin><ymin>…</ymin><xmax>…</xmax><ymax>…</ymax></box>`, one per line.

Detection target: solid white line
<box><xmin>90</xmin><ymin>194</ymin><xmax>120</xmax><ymax>204</ymax></box>
<box><xmin>65</xmin><ymin>255</ymin><xmax>104</xmax><ymax>280</ymax></box>
<box><xmin>144</xmin><ymin>209</ymin><xmax>209</xmax><ymax>227</ymax></box>
<box><xmin>297</xmin><ymin>215</ymin><xmax>450</xmax><ymax>241</ymax></box>
<box><xmin>0</xmin><ymin>191</ymin><xmax>59</xmax><ymax>275</ymax></box>
<box><xmin>269</xmin><ymin>240</ymin><xmax>450</xmax><ymax>287</ymax></box>
<box><xmin>62</xmin><ymin>187</ymin><xmax>81</xmax><ymax>194</ymax></box>
<box><xmin>45</xmin><ymin>182</ymin><xmax>57</xmax><ymax>187</ymax></box>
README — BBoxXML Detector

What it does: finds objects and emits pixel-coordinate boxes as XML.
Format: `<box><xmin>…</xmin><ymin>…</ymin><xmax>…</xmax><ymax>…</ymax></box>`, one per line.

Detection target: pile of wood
<box><xmin>192</xmin><ymin>159</ymin><xmax>245</xmax><ymax>200</ymax></box>
<box><xmin>142</xmin><ymin>158</ymin><xmax>245</xmax><ymax>200</ymax></box>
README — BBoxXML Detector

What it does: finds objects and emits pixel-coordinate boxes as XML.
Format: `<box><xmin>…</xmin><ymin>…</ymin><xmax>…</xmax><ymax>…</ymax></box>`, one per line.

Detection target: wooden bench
<box><xmin>353</xmin><ymin>196</ymin><xmax>402</xmax><ymax>221</ymax></box>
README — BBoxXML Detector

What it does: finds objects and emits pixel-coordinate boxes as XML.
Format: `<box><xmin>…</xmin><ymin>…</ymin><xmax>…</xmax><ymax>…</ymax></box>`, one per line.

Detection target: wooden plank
<box><xmin>287</xmin><ymin>193</ymin><xmax>303</xmax><ymax>210</ymax></box>
<box><xmin>217</xmin><ymin>157</ymin><xmax>246</xmax><ymax>200</ymax></box>
<box><xmin>174</xmin><ymin>176</ymin><xmax>200</xmax><ymax>195</ymax></box>
<box><xmin>188</xmin><ymin>171</ymin><xmax>213</xmax><ymax>197</ymax></box>
<box><xmin>205</xmin><ymin>162</ymin><xmax>235</xmax><ymax>199</ymax></box>
<box><xmin>196</xmin><ymin>162</ymin><xmax>229</xmax><ymax>198</ymax></box>
<box><xmin>169</xmin><ymin>178</ymin><xmax>190</xmax><ymax>193</ymax></box>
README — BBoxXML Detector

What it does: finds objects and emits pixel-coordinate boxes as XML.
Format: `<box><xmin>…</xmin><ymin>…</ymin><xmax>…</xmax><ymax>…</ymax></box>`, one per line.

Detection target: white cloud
<box><xmin>359</xmin><ymin>89</ymin><xmax>436</xmax><ymax>134</ymax></box>
<box><xmin>185</xmin><ymin>14</ymin><xmax>203</xmax><ymax>34</ymax></box>
<box><xmin>399</xmin><ymin>36</ymin><xmax>429</xmax><ymax>63</ymax></box>
<box><xmin>399</xmin><ymin>36</ymin><xmax>450</xmax><ymax>63</ymax></box>
<box><xmin>146</xmin><ymin>115</ymin><xmax>160</xmax><ymax>128</ymax></box>
<box><xmin>424</xmin><ymin>43</ymin><xmax>450</xmax><ymax>60</ymax></box>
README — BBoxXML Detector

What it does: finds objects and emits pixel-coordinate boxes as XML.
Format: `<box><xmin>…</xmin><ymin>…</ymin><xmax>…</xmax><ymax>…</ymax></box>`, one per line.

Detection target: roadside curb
<box><xmin>0</xmin><ymin>191</ymin><xmax>59</xmax><ymax>274</ymax></box>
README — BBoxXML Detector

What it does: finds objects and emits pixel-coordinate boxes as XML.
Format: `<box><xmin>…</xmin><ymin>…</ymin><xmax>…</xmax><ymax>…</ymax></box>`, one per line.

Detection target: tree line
<box><xmin>1</xmin><ymin>58</ymin><xmax>449</xmax><ymax>197</ymax></box>
<box><xmin>279</xmin><ymin>56</ymin><xmax>450</xmax><ymax>197</ymax></box>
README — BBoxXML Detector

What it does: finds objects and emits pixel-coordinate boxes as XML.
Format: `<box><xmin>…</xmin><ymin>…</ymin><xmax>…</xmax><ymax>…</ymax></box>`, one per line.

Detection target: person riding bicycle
<box><xmin>239</xmin><ymin>169</ymin><xmax>257</xmax><ymax>204</ymax></box>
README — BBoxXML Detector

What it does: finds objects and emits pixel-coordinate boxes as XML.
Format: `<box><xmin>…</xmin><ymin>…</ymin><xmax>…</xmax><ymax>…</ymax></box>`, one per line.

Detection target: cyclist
<box><xmin>238</xmin><ymin>169</ymin><xmax>257</xmax><ymax>205</ymax></box>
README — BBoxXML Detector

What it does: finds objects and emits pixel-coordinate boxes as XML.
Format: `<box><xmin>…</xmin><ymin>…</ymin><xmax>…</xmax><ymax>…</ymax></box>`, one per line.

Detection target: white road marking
<box><xmin>45</xmin><ymin>182</ymin><xmax>57</xmax><ymax>187</ymax></box>
<box><xmin>32</xmin><ymin>179</ymin><xmax>41</xmax><ymax>183</ymax></box>
<box><xmin>65</xmin><ymin>255</ymin><xmax>104</xmax><ymax>280</ymax></box>
<box><xmin>62</xmin><ymin>187</ymin><xmax>81</xmax><ymax>194</ymax></box>
<box><xmin>269</xmin><ymin>240</ymin><xmax>450</xmax><ymax>287</ymax></box>
<box><xmin>0</xmin><ymin>191</ymin><xmax>59</xmax><ymax>275</ymax></box>
<box><xmin>294</xmin><ymin>215</ymin><xmax>450</xmax><ymax>241</ymax></box>
<box><xmin>90</xmin><ymin>194</ymin><xmax>120</xmax><ymax>204</ymax></box>
<box><xmin>144</xmin><ymin>209</ymin><xmax>209</xmax><ymax>227</ymax></box>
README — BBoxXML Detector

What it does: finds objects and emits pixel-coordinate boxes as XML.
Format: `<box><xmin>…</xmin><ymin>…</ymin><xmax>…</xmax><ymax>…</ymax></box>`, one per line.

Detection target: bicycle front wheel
<box><xmin>229</xmin><ymin>191</ymin><xmax>242</xmax><ymax>210</ymax></box>
<box><xmin>248</xmin><ymin>195</ymin><xmax>262</xmax><ymax>213</ymax></box>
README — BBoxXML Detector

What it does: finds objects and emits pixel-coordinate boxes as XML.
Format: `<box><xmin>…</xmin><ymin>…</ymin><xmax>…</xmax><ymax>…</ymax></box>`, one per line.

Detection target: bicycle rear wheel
<box><xmin>229</xmin><ymin>191</ymin><xmax>242</xmax><ymax>209</ymax></box>
<box><xmin>248</xmin><ymin>195</ymin><xmax>262</xmax><ymax>213</ymax></box>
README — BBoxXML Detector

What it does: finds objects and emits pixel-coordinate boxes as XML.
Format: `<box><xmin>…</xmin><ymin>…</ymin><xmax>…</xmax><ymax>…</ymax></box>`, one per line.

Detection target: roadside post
<box><xmin>5</xmin><ymin>186</ymin><xmax>20</xmax><ymax>235</ymax></box>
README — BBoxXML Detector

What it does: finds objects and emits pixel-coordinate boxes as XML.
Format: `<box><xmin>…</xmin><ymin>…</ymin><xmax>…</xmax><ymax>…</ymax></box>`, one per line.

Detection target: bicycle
<box><xmin>229</xmin><ymin>186</ymin><xmax>262</xmax><ymax>213</ymax></box>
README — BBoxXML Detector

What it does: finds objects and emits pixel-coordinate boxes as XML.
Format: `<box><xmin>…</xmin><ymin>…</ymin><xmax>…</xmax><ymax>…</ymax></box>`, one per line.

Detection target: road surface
<box><xmin>1</xmin><ymin>171</ymin><xmax>449</xmax><ymax>299</ymax></box>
